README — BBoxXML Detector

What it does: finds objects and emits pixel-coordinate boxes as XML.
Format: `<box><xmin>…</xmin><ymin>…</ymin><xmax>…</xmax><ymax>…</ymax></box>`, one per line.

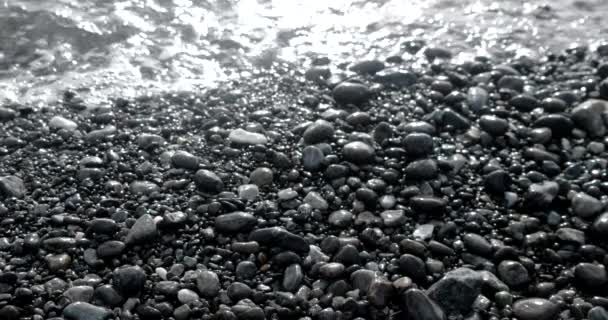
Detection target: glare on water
<box><xmin>1</xmin><ymin>0</ymin><xmax>606</xmax><ymax>107</ymax></box>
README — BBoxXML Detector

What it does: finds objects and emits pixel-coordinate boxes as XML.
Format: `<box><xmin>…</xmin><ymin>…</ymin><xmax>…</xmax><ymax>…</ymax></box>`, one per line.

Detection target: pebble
<box><xmin>427</xmin><ymin>267</ymin><xmax>483</xmax><ymax>313</ymax></box>
<box><xmin>343</xmin><ymin>141</ymin><xmax>375</xmax><ymax>164</ymax></box>
<box><xmin>467</xmin><ymin>87</ymin><xmax>488</xmax><ymax>112</ymax></box>
<box><xmin>302</xmin><ymin>145</ymin><xmax>324</xmax><ymax>171</ymax></box>
<box><xmin>332</xmin><ymin>82</ymin><xmax>371</xmax><ymax>105</ymax></box>
<box><xmin>49</xmin><ymin>116</ymin><xmax>78</xmax><ymax>131</ymax></box>
<box><xmin>319</xmin><ymin>262</ymin><xmax>345</xmax><ymax>278</ymax></box>
<box><xmin>97</xmin><ymin>240</ymin><xmax>126</xmax><ymax>258</ymax></box>
<box><xmin>403</xmin><ymin>133</ymin><xmax>433</xmax><ymax>156</ymax></box>
<box><xmin>43</xmin><ymin>237</ymin><xmax>77</xmax><ymax>251</ymax></box>
<box><xmin>304</xmin><ymin>191</ymin><xmax>328</xmax><ymax>210</ymax></box>
<box><xmin>410</xmin><ymin>195</ymin><xmax>447</xmax><ymax>213</ymax></box>
<box><xmin>171</xmin><ymin>151</ymin><xmax>199</xmax><ymax>170</ymax></box>
<box><xmin>0</xmin><ymin>176</ymin><xmax>25</xmax><ymax>198</ymax></box>
<box><xmin>525</xmin><ymin>181</ymin><xmax>559</xmax><ymax>208</ymax></box>
<box><xmin>136</xmin><ymin>133</ymin><xmax>165</xmax><ymax>150</ymax></box>
<box><xmin>46</xmin><ymin>253</ymin><xmax>72</xmax><ymax>272</ymax></box>
<box><xmin>574</xmin><ymin>263</ymin><xmax>607</xmax><ymax>291</ymax></box>
<box><xmin>125</xmin><ymin>214</ymin><xmax>158</xmax><ymax>245</ymax></box>
<box><xmin>283</xmin><ymin>264</ymin><xmax>303</xmax><ymax>292</ymax></box>
<box><xmin>248</xmin><ymin>227</ymin><xmax>309</xmax><ymax>253</ymax></box>
<box><xmin>571</xmin><ymin>99</ymin><xmax>608</xmax><ymax>137</ymax></box>
<box><xmin>403</xmin><ymin>288</ymin><xmax>445</xmax><ymax>320</ymax></box>
<box><xmin>513</xmin><ymin>298</ymin><xmax>559</xmax><ymax>320</ymax></box>
<box><xmin>380</xmin><ymin>209</ymin><xmax>405</xmax><ymax>227</ymax></box>
<box><xmin>328</xmin><ymin>210</ymin><xmax>354</xmax><ymax>228</ymax></box>
<box><xmin>238</xmin><ymin>184</ymin><xmax>259</xmax><ymax>201</ymax></box>
<box><xmin>177</xmin><ymin>288</ymin><xmax>199</xmax><ymax>304</ymax></box>
<box><xmin>497</xmin><ymin>260</ymin><xmax>530</xmax><ymax>288</ymax></box>
<box><xmin>129</xmin><ymin>180</ymin><xmax>159</xmax><ymax>195</ymax></box>
<box><xmin>373</xmin><ymin>68</ymin><xmax>417</xmax><ymax>87</ymax></box>
<box><xmin>228</xmin><ymin>128</ymin><xmax>268</xmax><ymax>145</ymax></box>
<box><xmin>64</xmin><ymin>286</ymin><xmax>95</xmax><ymax>302</ymax></box>
<box><xmin>113</xmin><ymin>266</ymin><xmax>146</xmax><ymax>297</ymax></box>
<box><xmin>231</xmin><ymin>299</ymin><xmax>265</xmax><ymax>320</ymax></box>
<box><xmin>571</xmin><ymin>192</ymin><xmax>602</xmax><ymax>218</ymax></box>
<box><xmin>479</xmin><ymin>115</ymin><xmax>509</xmax><ymax>136</ymax></box>
<box><xmin>227</xmin><ymin>282</ymin><xmax>253</xmax><ymax>301</ymax></box>
<box><xmin>484</xmin><ymin>169</ymin><xmax>511</xmax><ymax>195</ymax></box>
<box><xmin>215</xmin><ymin>211</ymin><xmax>256</xmax><ymax>232</ymax></box>
<box><xmin>497</xmin><ymin>75</ymin><xmax>524</xmax><ymax>92</ymax></box>
<box><xmin>63</xmin><ymin>302</ymin><xmax>112</xmax><ymax>320</ymax></box>
<box><xmin>368</xmin><ymin>277</ymin><xmax>394</xmax><ymax>307</ymax></box>
<box><xmin>303</xmin><ymin>120</ymin><xmax>334</xmax><ymax>144</ymax></box>
<box><xmin>194</xmin><ymin>169</ymin><xmax>224</xmax><ymax>193</ymax></box>
<box><xmin>236</xmin><ymin>261</ymin><xmax>257</xmax><ymax>280</ymax></box>
<box><xmin>463</xmin><ymin>233</ymin><xmax>493</xmax><ymax>256</ymax></box>
<box><xmin>593</xmin><ymin>212</ymin><xmax>608</xmax><ymax>237</ymax></box>
<box><xmin>589</xmin><ymin>307</ymin><xmax>608</xmax><ymax>320</ymax></box>
<box><xmin>249</xmin><ymin>167</ymin><xmax>273</xmax><ymax>186</ymax></box>
<box><xmin>404</xmin><ymin>159</ymin><xmax>438</xmax><ymax>180</ymax></box>
<box><xmin>162</xmin><ymin>211</ymin><xmax>188</xmax><ymax>226</ymax></box>
<box><xmin>93</xmin><ymin>285</ymin><xmax>123</xmax><ymax>307</ymax></box>
<box><xmin>196</xmin><ymin>270</ymin><xmax>220</xmax><ymax>297</ymax></box>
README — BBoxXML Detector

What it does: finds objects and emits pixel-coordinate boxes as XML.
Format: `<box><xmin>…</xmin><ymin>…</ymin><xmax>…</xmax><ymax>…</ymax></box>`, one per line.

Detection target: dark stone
<box><xmin>426</xmin><ymin>268</ymin><xmax>483</xmax><ymax>313</ymax></box>
<box><xmin>113</xmin><ymin>266</ymin><xmax>146</xmax><ymax>297</ymax></box>
<box><xmin>513</xmin><ymin>298</ymin><xmax>559</xmax><ymax>320</ymax></box>
<box><xmin>248</xmin><ymin>227</ymin><xmax>309</xmax><ymax>253</ymax></box>
<box><xmin>215</xmin><ymin>212</ymin><xmax>257</xmax><ymax>232</ymax></box>
<box><xmin>0</xmin><ymin>176</ymin><xmax>25</xmax><ymax>198</ymax></box>
<box><xmin>333</xmin><ymin>82</ymin><xmax>371</xmax><ymax>105</ymax></box>
<box><xmin>403</xmin><ymin>288</ymin><xmax>445</xmax><ymax>320</ymax></box>
<box><xmin>194</xmin><ymin>169</ymin><xmax>224</xmax><ymax>193</ymax></box>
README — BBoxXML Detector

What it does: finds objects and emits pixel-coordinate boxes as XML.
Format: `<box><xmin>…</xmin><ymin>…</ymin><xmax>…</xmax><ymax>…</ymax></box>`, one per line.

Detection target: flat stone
<box><xmin>125</xmin><ymin>214</ymin><xmax>158</xmax><ymax>245</ymax></box>
<box><xmin>248</xmin><ymin>227</ymin><xmax>309</xmax><ymax>253</ymax></box>
<box><xmin>215</xmin><ymin>212</ymin><xmax>257</xmax><ymax>232</ymax></box>
<box><xmin>229</xmin><ymin>128</ymin><xmax>268</xmax><ymax>145</ymax></box>
<box><xmin>0</xmin><ymin>176</ymin><xmax>25</xmax><ymax>198</ymax></box>
<box><xmin>49</xmin><ymin>116</ymin><xmax>78</xmax><ymax>131</ymax></box>
<box><xmin>513</xmin><ymin>298</ymin><xmax>559</xmax><ymax>320</ymax></box>
<box><xmin>63</xmin><ymin>302</ymin><xmax>112</xmax><ymax>320</ymax></box>
<box><xmin>332</xmin><ymin>82</ymin><xmax>371</xmax><ymax>105</ymax></box>
<box><xmin>193</xmin><ymin>169</ymin><xmax>224</xmax><ymax>193</ymax></box>
<box><xmin>426</xmin><ymin>267</ymin><xmax>483</xmax><ymax>313</ymax></box>
<box><xmin>403</xmin><ymin>288</ymin><xmax>446</xmax><ymax>320</ymax></box>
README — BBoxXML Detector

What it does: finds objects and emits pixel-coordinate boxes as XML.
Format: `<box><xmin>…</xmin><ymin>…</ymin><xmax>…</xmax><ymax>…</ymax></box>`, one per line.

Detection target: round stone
<box><xmin>497</xmin><ymin>260</ymin><xmax>530</xmax><ymax>288</ymax></box>
<box><xmin>513</xmin><ymin>298</ymin><xmax>559</xmax><ymax>320</ymax></box>
<box><xmin>194</xmin><ymin>169</ymin><xmax>224</xmax><ymax>193</ymax></box>
<box><xmin>343</xmin><ymin>141</ymin><xmax>375</xmax><ymax>164</ymax></box>
<box><xmin>250</xmin><ymin>167</ymin><xmax>273</xmax><ymax>186</ymax></box>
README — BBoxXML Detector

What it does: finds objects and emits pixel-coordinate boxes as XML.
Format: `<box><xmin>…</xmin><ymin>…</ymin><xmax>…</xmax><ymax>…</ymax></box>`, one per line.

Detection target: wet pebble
<box><xmin>513</xmin><ymin>298</ymin><xmax>559</xmax><ymax>320</ymax></box>
<box><xmin>229</xmin><ymin>128</ymin><xmax>268</xmax><ymax>145</ymax></box>
<box><xmin>343</xmin><ymin>141</ymin><xmax>375</xmax><ymax>164</ymax></box>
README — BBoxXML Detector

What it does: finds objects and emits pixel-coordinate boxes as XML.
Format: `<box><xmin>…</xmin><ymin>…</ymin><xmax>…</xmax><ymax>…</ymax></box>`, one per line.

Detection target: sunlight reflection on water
<box><xmin>0</xmin><ymin>0</ymin><xmax>607</xmax><ymax>107</ymax></box>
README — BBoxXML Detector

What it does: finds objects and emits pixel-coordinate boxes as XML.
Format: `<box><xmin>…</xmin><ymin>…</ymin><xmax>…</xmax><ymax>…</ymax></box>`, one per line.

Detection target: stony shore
<box><xmin>1</xmin><ymin>43</ymin><xmax>608</xmax><ymax>320</ymax></box>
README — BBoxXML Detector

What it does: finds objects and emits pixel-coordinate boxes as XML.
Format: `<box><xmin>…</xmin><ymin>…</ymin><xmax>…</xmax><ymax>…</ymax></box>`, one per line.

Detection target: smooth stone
<box><xmin>497</xmin><ymin>75</ymin><xmax>524</xmax><ymax>92</ymax></box>
<box><xmin>174</xmin><ymin>305</ymin><xmax>191</xmax><ymax>320</ymax></box>
<box><xmin>404</xmin><ymin>159</ymin><xmax>438</xmax><ymax>180</ymax></box>
<box><xmin>373</xmin><ymin>68</ymin><xmax>417</xmax><ymax>87</ymax></box>
<box><xmin>249</xmin><ymin>167</ymin><xmax>273</xmax><ymax>186</ymax></box>
<box><xmin>49</xmin><ymin>116</ymin><xmax>78</xmax><ymax>131</ymax></box>
<box><xmin>480</xmin><ymin>115</ymin><xmax>508</xmax><ymax>136</ymax></box>
<box><xmin>574</xmin><ymin>263</ymin><xmax>607</xmax><ymax>291</ymax></box>
<box><xmin>89</xmin><ymin>218</ymin><xmax>119</xmax><ymax>234</ymax></box>
<box><xmin>533</xmin><ymin>114</ymin><xmax>573</xmax><ymax>137</ymax></box>
<box><xmin>93</xmin><ymin>285</ymin><xmax>124</xmax><ymax>307</ymax></box>
<box><xmin>155</xmin><ymin>281</ymin><xmax>179</xmax><ymax>296</ymax></box>
<box><xmin>194</xmin><ymin>169</ymin><xmax>224</xmax><ymax>193</ymax></box>
<box><xmin>328</xmin><ymin>210</ymin><xmax>353</xmax><ymax>228</ymax></box>
<box><xmin>572</xmin><ymin>192</ymin><xmax>603</xmax><ymax>218</ymax></box>
<box><xmin>380</xmin><ymin>209</ymin><xmax>405</xmax><ymax>227</ymax></box>
<box><xmin>467</xmin><ymin>87</ymin><xmax>488</xmax><ymax>112</ymax></box>
<box><xmin>238</xmin><ymin>184</ymin><xmax>259</xmax><ymax>201</ymax></box>
<box><xmin>319</xmin><ymin>262</ymin><xmax>345</xmax><ymax>278</ymax></box>
<box><xmin>463</xmin><ymin>233</ymin><xmax>493</xmax><ymax>256</ymax></box>
<box><xmin>588</xmin><ymin>306</ymin><xmax>608</xmax><ymax>320</ymax></box>
<box><xmin>442</xmin><ymin>109</ymin><xmax>470</xmax><ymax>130</ymax></box>
<box><xmin>350</xmin><ymin>60</ymin><xmax>385</xmax><ymax>75</ymax></box>
<box><xmin>403</xmin><ymin>288</ymin><xmax>446</xmax><ymax>320</ymax></box>
<box><xmin>525</xmin><ymin>181</ymin><xmax>559</xmax><ymax>208</ymax></box>
<box><xmin>171</xmin><ymin>151</ymin><xmax>199</xmax><ymax>170</ymax></box>
<box><xmin>513</xmin><ymin>298</ymin><xmax>559</xmax><ymax>320</ymax></box>
<box><xmin>343</xmin><ymin>141</ymin><xmax>375</xmax><ymax>164</ymax></box>
<box><xmin>413</xmin><ymin>224</ymin><xmax>434</xmax><ymax>240</ymax></box>
<box><xmin>332</xmin><ymin>82</ymin><xmax>371</xmax><ymax>105</ymax></box>
<box><xmin>351</xmin><ymin>269</ymin><xmax>378</xmax><ymax>293</ymax></box>
<box><xmin>46</xmin><ymin>253</ymin><xmax>72</xmax><ymax>272</ymax></box>
<box><xmin>97</xmin><ymin>241</ymin><xmax>126</xmax><ymax>258</ymax></box>
<box><xmin>484</xmin><ymin>170</ymin><xmax>511</xmax><ymax>195</ymax></box>
<box><xmin>410</xmin><ymin>196</ymin><xmax>447</xmax><ymax>213</ymax></box>
<box><xmin>63</xmin><ymin>302</ymin><xmax>112</xmax><ymax>320</ymax></box>
<box><xmin>367</xmin><ymin>277</ymin><xmax>394</xmax><ymax>307</ymax></box>
<box><xmin>283</xmin><ymin>264</ymin><xmax>303</xmax><ymax>292</ymax></box>
<box><xmin>556</xmin><ymin>228</ymin><xmax>585</xmax><ymax>245</ymax></box>
<box><xmin>302</xmin><ymin>145</ymin><xmax>324</xmax><ymax>171</ymax></box>
<box><xmin>248</xmin><ymin>227</ymin><xmax>309</xmax><ymax>253</ymax></box>
<box><xmin>571</xmin><ymin>99</ymin><xmax>608</xmax><ymax>137</ymax></box>
<box><xmin>45</xmin><ymin>277</ymin><xmax>68</xmax><ymax>295</ymax></box>
<box><xmin>85</xmin><ymin>125</ymin><xmax>116</xmax><ymax>142</ymax></box>
<box><xmin>303</xmin><ymin>120</ymin><xmax>334</xmax><ymax>144</ymax></box>
<box><xmin>43</xmin><ymin>237</ymin><xmax>77</xmax><ymax>251</ymax></box>
<box><xmin>0</xmin><ymin>305</ymin><xmax>20</xmax><ymax>320</ymax></box>
<box><xmin>303</xmin><ymin>191</ymin><xmax>328</xmax><ymax>210</ymax></box>
<box><xmin>592</xmin><ymin>212</ymin><xmax>608</xmax><ymax>237</ymax></box>
<box><xmin>0</xmin><ymin>176</ymin><xmax>25</xmax><ymax>198</ymax></box>
<box><xmin>196</xmin><ymin>270</ymin><xmax>220</xmax><ymax>297</ymax></box>
<box><xmin>426</xmin><ymin>267</ymin><xmax>483</xmax><ymax>313</ymax></box>
<box><xmin>231</xmin><ymin>299</ymin><xmax>265</xmax><ymax>320</ymax></box>
<box><xmin>215</xmin><ymin>212</ymin><xmax>256</xmax><ymax>232</ymax></box>
<box><xmin>125</xmin><ymin>214</ymin><xmax>158</xmax><ymax>245</ymax></box>
<box><xmin>0</xmin><ymin>107</ymin><xmax>17</xmax><ymax>121</ymax></box>
<box><xmin>177</xmin><ymin>288</ymin><xmax>199</xmax><ymax>304</ymax></box>
<box><xmin>398</xmin><ymin>254</ymin><xmax>426</xmax><ymax>281</ymax></box>
<box><xmin>497</xmin><ymin>260</ymin><xmax>530</xmax><ymax>288</ymax></box>
<box><xmin>113</xmin><ymin>266</ymin><xmax>146</xmax><ymax>297</ymax></box>
<box><xmin>136</xmin><ymin>133</ymin><xmax>164</xmax><ymax>150</ymax></box>
<box><xmin>64</xmin><ymin>286</ymin><xmax>95</xmax><ymax>302</ymax></box>
<box><xmin>402</xmin><ymin>121</ymin><xmax>436</xmax><ymax>135</ymax></box>
<box><xmin>227</xmin><ymin>282</ymin><xmax>253</xmax><ymax>301</ymax></box>
<box><xmin>403</xmin><ymin>133</ymin><xmax>433</xmax><ymax>156</ymax></box>
<box><xmin>162</xmin><ymin>211</ymin><xmax>187</xmax><ymax>226</ymax></box>
<box><xmin>228</xmin><ymin>128</ymin><xmax>268</xmax><ymax>145</ymax></box>
<box><xmin>129</xmin><ymin>181</ymin><xmax>159</xmax><ymax>195</ymax></box>
<box><xmin>235</xmin><ymin>261</ymin><xmax>257</xmax><ymax>280</ymax></box>
<box><xmin>510</xmin><ymin>94</ymin><xmax>538</xmax><ymax>111</ymax></box>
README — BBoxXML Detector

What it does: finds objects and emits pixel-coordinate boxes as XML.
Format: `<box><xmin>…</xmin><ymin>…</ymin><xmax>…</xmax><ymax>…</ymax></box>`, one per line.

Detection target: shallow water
<box><xmin>2</xmin><ymin>0</ymin><xmax>607</xmax><ymax>107</ymax></box>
